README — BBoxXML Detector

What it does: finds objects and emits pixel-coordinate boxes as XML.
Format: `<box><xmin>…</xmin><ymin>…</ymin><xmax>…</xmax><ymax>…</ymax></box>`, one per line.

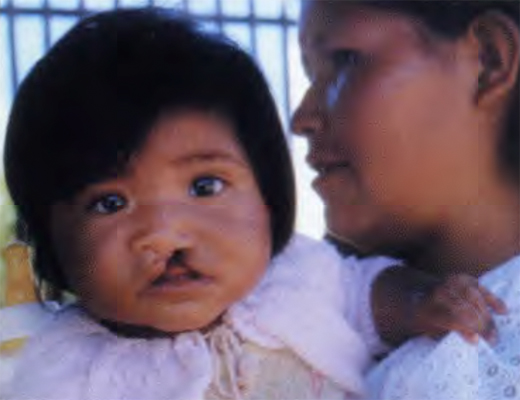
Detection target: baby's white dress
<box><xmin>367</xmin><ymin>254</ymin><xmax>520</xmax><ymax>400</ymax></box>
<box><xmin>0</xmin><ymin>235</ymin><xmax>393</xmax><ymax>400</ymax></box>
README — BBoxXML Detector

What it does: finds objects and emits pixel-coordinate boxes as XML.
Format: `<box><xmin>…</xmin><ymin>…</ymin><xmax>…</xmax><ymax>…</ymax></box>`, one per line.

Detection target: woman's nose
<box><xmin>129</xmin><ymin>202</ymin><xmax>196</xmax><ymax>258</ymax></box>
<box><xmin>290</xmin><ymin>86</ymin><xmax>324</xmax><ymax>137</ymax></box>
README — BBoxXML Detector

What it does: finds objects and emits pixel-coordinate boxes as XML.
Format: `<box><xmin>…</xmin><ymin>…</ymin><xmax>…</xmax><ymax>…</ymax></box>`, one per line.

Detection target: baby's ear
<box><xmin>471</xmin><ymin>11</ymin><xmax>519</xmax><ymax>107</ymax></box>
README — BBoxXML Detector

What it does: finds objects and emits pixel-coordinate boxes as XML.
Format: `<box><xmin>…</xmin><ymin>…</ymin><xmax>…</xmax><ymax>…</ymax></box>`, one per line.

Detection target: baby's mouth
<box><xmin>151</xmin><ymin>251</ymin><xmax>204</xmax><ymax>286</ymax></box>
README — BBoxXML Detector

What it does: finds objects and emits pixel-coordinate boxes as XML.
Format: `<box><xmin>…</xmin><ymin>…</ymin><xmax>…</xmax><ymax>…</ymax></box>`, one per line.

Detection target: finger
<box><xmin>456</xmin><ymin>294</ymin><xmax>496</xmax><ymax>339</ymax></box>
<box><xmin>447</xmin><ymin>274</ymin><xmax>507</xmax><ymax>315</ymax></box>
<box><xmin>416</xmin><ymin>279</ymin><xmax>490</xmax><ymax>340</ymax></box>
<box><xmin>459</xmin><ymin>286</ymin><xmax>503</xmax><ymax>342</ymax></box>
<box><xmin>460</xmin><ymin>286</ymin><xmax>496</xmax><ymax>336</ymax></box>
<box><xmin>484</xmin><ymin>320</ymin><xmax>498</xmax><ymax>344</ymax></box>
<box><xmin>459</xmin><ymin>285</ymin><xmax>489</xmax><ymax>318</ymax></box>
<box><xmin>431</xmin><ymin>295</ymin><xmax>490</xmax><ymax>339</ymax></box>
<box><xmin>455</xmin><ymin>322</ymin><xmax>481</xmax><ymax>344</ymax></box>
<box><xmin>459</xmin><ymin>329</ymin><xmax>480</xmax><ymax>344</ymax></box>
<box><xmin>473</xmin><ymin>313</ymin><xmax>497</xmax><ymax>343</ymax></box>
<box><xmin>436</xmin><ymin>284</ymin><xmax>485</xmax><ymax>324</ymax></box>
<box><xmin>443</xmin><ymin>277</ymin><xmax>497</xmax><ymax>338</ymax></box>
<box><xmin>427</xmin><ymin>311</ymin><xmax>479</xmax><ymax>344</ymax></box>
<box><xmin>478</xmin><ymin>285</ymin><xmax>508</xmax><ymax>314</ymax></box>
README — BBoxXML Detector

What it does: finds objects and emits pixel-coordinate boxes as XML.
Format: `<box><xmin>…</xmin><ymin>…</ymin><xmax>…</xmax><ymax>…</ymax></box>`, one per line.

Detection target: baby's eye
<box><xmin>189</xmin><ymin>176</ymin><xmax>225</xmax><ymax>198</ymax></box>
<box><xmin>87</xmin><ymin>193</ymin><xmax>127</xmax><ymax>214</ymax></box>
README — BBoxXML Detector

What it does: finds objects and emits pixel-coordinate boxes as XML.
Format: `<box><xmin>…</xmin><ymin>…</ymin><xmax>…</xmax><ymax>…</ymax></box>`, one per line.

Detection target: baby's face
<box><xmin>49</xmin><ymin>111</ymin><xmax>271</xmax><ymax>334</ymax></box>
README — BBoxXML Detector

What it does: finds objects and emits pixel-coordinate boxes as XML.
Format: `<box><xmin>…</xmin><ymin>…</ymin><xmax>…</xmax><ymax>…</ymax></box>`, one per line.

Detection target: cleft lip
<box><xmin>150</xmin><ymin>249</ymin><xmax>207</xmax><ymax>287</ymax></box>
<box><xmin>152</xmin><ymin>267</ymin><xmax>202</xmax><ymax>286</ymax></box>
<box><xmin>167</xmin><ymin>250</ymin><xmax>186</xmax><ymax>267</ymax></box>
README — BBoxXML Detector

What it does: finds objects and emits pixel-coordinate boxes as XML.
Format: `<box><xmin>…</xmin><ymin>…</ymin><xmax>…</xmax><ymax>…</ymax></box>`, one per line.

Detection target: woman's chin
<box><xmin>325</xmin><ymin>211</ymin><xmax>368</xmax><ymax>249</ymax></box>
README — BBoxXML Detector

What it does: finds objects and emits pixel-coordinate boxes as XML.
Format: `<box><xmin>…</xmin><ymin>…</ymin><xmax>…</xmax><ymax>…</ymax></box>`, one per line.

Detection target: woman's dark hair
<box><xmin>4</xmin><ymin>8</ymin><xmax>296</xmax><ymax>297</ymax></box>
<box><xmin>365</xmin><ymin>0</ymin><xmax>519</xmax><ymax>182</ymax></box>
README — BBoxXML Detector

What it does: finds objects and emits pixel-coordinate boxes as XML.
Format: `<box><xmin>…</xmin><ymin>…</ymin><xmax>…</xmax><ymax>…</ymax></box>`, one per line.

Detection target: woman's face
<box><xmin>292</xmin><ymin>0</ymin><xmax>484</xmax><ymax>254</ymax></box>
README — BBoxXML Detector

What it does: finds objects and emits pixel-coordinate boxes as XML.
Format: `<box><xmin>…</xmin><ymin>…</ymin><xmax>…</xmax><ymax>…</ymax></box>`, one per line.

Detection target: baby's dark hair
<box><xmin>4</xmin><ymin>8</ymin><xmax>296</xmax><ymax>296</ymax></box>
<box><xmin>365</xmin><ymin>0</ymin><xmax>519</xmax><ymax>183</ymax></box>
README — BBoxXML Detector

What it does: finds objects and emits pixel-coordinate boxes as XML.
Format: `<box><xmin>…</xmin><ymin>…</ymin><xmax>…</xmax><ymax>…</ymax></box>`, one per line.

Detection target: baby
<box><xmin>0</xmin><ymin>8</ymin><xmax>504</xmax><ymax>400</ymax></box>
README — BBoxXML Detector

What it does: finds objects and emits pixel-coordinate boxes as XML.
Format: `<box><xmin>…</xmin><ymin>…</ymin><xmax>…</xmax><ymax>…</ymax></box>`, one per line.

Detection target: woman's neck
<box><xmin>412</xmin><ymin>190</ymin><xmax>520</xmax><ymax>277</ymax></box>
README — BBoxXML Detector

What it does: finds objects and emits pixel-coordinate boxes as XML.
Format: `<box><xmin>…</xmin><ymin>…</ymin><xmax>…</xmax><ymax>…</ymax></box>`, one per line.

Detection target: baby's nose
<box><xmin>130</xmin><ymin>202</ymin><xmax>196</xmax><ymax>258</ymax></box>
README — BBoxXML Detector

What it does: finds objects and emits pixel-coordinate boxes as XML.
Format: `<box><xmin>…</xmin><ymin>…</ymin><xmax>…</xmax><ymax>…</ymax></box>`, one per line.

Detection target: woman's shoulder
<box><xmin>480</xmin><ymin>253</ymin><xmax>520</xmax><ymax>301</ymax></box>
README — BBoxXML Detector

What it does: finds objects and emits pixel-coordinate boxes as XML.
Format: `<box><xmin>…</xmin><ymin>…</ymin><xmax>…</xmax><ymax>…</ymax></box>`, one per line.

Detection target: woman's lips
<box><xmin>314</xmin><ymin>164</ymin><xmax>350</xmax><ymax>175</ymax></box>
<box><xmin>311</xmin><ymin>163</ymin><xmax>351</xmax><ymax>192</ymax></box>
<box><xmin>311</xmin><ymin>162</ymin><xmax>351</xmax><ymax>178</ymax></box>
<box><xmin>307</xmin><ymin>154</ymin><xmax>350</xmax><ymax>176</ymax></box>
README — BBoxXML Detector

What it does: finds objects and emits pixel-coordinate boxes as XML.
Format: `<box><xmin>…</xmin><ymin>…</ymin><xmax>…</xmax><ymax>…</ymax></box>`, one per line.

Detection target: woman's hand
<box><xmin>372</xmin><ymin>267</ymin><xmax>508</xmax><ymax>346</ymax></box>
<box><xmin>411</xmin><ymin>274</ymin><xmax>507</xmax><ymax>344</ymax></box>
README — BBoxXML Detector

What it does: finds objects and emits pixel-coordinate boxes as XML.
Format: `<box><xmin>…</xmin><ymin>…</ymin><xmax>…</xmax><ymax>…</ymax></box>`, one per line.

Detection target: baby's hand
<box><xmin>411</xmin><ymin>274</ymin><xmax>507</xmax><ymax>344</ymax></box>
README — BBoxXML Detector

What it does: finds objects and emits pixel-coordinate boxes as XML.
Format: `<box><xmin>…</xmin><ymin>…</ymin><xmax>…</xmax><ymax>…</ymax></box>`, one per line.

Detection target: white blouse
<box><xmin>367</xmin><ymin>254</ymin><xmax>520</xmax><ymax>400</ymax></box>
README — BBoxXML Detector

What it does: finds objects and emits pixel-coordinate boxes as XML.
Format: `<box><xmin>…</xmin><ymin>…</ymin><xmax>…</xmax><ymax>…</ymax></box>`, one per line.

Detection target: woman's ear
<box><xmin>471</xmin><ymin>11</ymin><xmax>519</xmax><ymax>106</ymax></box>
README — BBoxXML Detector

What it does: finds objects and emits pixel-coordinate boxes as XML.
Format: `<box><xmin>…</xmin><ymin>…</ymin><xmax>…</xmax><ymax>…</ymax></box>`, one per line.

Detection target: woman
<box><xmin>291</xmin><ymin>1</ymin><xmax>519</xmax><ymax>399</ymax></box>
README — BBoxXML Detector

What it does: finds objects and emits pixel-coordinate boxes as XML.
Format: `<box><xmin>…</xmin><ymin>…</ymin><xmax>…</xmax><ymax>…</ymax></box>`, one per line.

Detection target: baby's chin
<box><xmin>98</xmin><ymin>314</ymin><xmax>224</xmax><ymax>338</ymax></box>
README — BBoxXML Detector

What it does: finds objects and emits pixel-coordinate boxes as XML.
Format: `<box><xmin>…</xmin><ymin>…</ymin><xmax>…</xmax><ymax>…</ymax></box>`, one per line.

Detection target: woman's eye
<box><xmin>189</xmin><ymin>176</ymin><xmax>225</xmax><ymax>198</ymax></box>
<box><xmin>87</xmin><ymin>193</ymin><xmax>127</xmax><ymax>214</ymax></box>
<box><xmin>331</xmin><ymin>50</ymin><xmax>361</xmax><ymax>70</ymax></box>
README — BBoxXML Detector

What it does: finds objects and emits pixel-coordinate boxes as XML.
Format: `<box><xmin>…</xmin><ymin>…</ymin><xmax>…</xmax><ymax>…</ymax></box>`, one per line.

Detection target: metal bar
<box><xmin>5</xmin><ymin>0</ymin><xmax>18</xmax><ymax>94</ymax></box>
<box><xmin>42</xmin><ymin>0</ymin><xmax>52</xmax><ymax>50</ymax></box>
<box><xmin>281</xmin><ymin>2</ymin><xmax>291</xmax><ymax>123</ymax></box>
<box><xmin>214</xmin><ymin>0</ymin><xmax>223</xmax><ymax>33</ymax></box>
<box><xmin>0</xmin><ymin>7</ymin><xmax>297</xmax><ymax>25</ymax></box>
<box><xmin>77</xmin><ymin>0</ymin><xmax>86</xmax><ymax>19</ymax></box>
<box><xmin>0</xmin><ymin>0</ymin><xmax>297</xmax><ymax>122</ymax></box>
<box><xmin>1</xmin><ymin>8</ymin><xmax>82</xmax><ymax>16</ymax></box>
<box><xmin>248</xmin><ymin>0</ymin><xmax>256</xmax><ymax>56</ymax></box>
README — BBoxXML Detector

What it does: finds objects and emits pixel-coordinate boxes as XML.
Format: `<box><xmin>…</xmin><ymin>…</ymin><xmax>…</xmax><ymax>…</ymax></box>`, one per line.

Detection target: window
<box><xmin>0</xmin><ymin>0</ymin><xmax>324</xmax><ymax>238</ymax></box>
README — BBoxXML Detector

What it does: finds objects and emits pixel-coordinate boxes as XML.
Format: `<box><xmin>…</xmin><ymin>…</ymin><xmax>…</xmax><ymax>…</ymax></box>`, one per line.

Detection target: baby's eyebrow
<box><xmin>169</xmin><ymin>151</ymin><xmax>249</xmax><ymax>169</ymax></box>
